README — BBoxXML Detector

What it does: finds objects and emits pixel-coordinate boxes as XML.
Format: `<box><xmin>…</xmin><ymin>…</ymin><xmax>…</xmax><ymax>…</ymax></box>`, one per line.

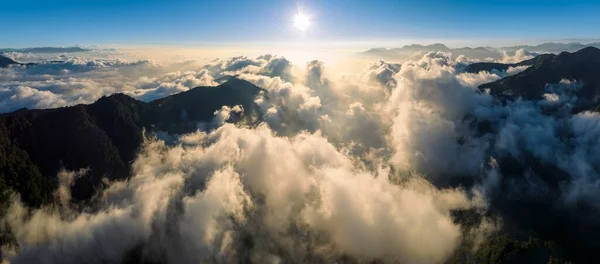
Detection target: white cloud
<box><xmin>3</xmin><ymin>124</ymin><xmax>483</xmax><ymax>263</ymax></box>
<box><xmin>3</xmin><ymin>48</ymin><xmax>600</xmax><ymax>263</ymax></box>
<box><xmin>500</xmin><ymin>48</ymin><xmax>536</xmax><ymax>63</ymax></box>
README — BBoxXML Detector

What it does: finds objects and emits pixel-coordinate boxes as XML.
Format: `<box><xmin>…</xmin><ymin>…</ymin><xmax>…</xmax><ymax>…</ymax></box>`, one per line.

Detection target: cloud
<box><xmin>388</xmin><ymin>52</ymin><xmax>488</xmax><ymax>181</ymax></box>
<box><xmin>258</xmin><ymin>57</ymin><xmax>293</xmax><ymax>81</ymax></box>
<box><xmin>383</xmin><ymin>52</ymin><xmax>600</xmax><ymax>258</ymax></box>
<box><xmin>0</xmin><ymin>85</ymin><xmax>66</xmax><ymax>112</ymax></box>
<box><xmin>0</xmin><ymin>55</ymin><xmax>222</xmax><ymax>112</ymax></box>
<box><xmin>500</xmin><ymin>48</ymin><xmax>537</xmax><ymax>63</ymax></box>
<box><xmin>2</xmin><ymin>123</ymin><xmax>484</xmax><ymax>263</ymax></box>
<box><xmin>4</xmin><ymin>48</ymin><xmax>600</xmax><ymax>263</ymax></box>
<box><xmin>361</xmin><ymin>60</ymin><xmax>402</xmax><ymax>89</ymax></box>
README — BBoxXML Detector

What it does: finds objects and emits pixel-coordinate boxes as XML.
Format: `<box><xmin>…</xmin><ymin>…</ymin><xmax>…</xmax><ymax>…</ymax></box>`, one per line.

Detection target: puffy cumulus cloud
<box><xmin>202</xmin><ymin>54</ymin><xmax>294</xmax><ymax>82</ymax></box>
<box><xmin>305</xmin><ymin>60</ymin><xmax>327</xmax><ymax>88</ymax></box>
<box><xmin>0</xmin><ymin>85</ymin><xmax>66</xmax><ymax>112</ymax></box>
<box><xmin>454</xmin><ymin>64</ymin><xmax>529</xmax><ymax>89</ymax></box>
<box><xmin>503</xmin><ymin>65</ymin><xmax>529</xmax><ymax>76</ymax></box>
<box><xmin>235</xmin><ymin>58</ymin><xmax>390</xmax><ymax>148</ymax></box>
<box><xmin>241</xmin><ymin>73</ymin><xmax>324</xmax><ymax>134</ymax></box>
<box><xmin>258</xmin><ymin>57</ymin><xmax>293</xmax><ymax>82</ymax></box>
<box><xmin>233</xmin><ymin>59</ymin><xmax>393</xmax><ymax>160</ymax></box>
<box><xmin>360</xmin><ymin>60</ymin><xmax>402</xmax><ymax>90</ymax></box>
<box><xmin>387</xmin><ymin>52</ymin><xmax>490</xmax><ymax>181</ymax></box>
<box><xmin>0</xmin><ymin>54</ymin><xmax>223</xmax><ymax>112</ymax></box>
<box><xmin>130</xmin><ymin>69</ymin><xmax>217</xmax><ymax>101</ymax></box>
<box><xmin>219</xmin><ymin>56</ymin><xmax>264</xmax><ymax>73</ymax></box>
<box><xmin>385</xmin><ymin>52</ymin><xmax>590</xmax><ymax>189</ymax></box>
<box><xmin>1</xmin><ymin>52</ymin><xmax>50</xmax><ymax>62</ymax></box>
<box><xmin>0</xmin><ymin>77</ymin><xmax>122</xmax><ymax>112</ymax></box>
<box><xmin>500</xmin><ymin>48</ymin><xmax>537</xmax><ymax>63</ymax></box>
<box><xmin>196</xmin><ymin>105</ymin><xmax>244</xmax><ymax>131</ymax></box>
<box><xmin>2</xmin><ymin>124</ymin><xmax>484</xmax><ymax>264</ymax></box>
<box><xmin>20</xmin><ymin>57</ymin><xmax>158</xmax><ymax>77</ymax></box>
<box><xmin>54</xmin><ymin>168</ymin><xmax>89</xmax><ymax>208</ymax></box>
<box><xmin>303</xmin><ymin>60</ymin><xmax>341</xmax><ymax>111</ymax></box>
<box><xmin>538</xmin><ymin>79</ymin><xmax>583</xmax><ymax>111</ymax></box>
<box><xmin>136</xmin><ymin>82</ymin><xmax>189</xmax><ymax>102</ymax></box>
<box><xmin>378</xmin><ymin>51</ymin><xmax>600</xmax><ymax>258</ymax></box>
<box><xmin>5</xmin><ymin>48</ymin><xmax>600</xmax><ymax>263</ymax></box>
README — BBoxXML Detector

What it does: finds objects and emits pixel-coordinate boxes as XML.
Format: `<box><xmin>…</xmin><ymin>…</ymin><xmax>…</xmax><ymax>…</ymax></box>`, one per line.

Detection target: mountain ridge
<box><xmin>463</xmin><ymin>53</ymin><xmax>555</xmax><ymax>73</ymax></box>
<box><xmin>477</xmin><ymin>47</ymin><xmax>600</xmax><ymax>106</ymax></box>
<box><xmin>0</xmin><ymin>53</ymin><xmax>37</xmax><ymax>68</ymax></box>
<box><xmin>361</xmin><ymin>42</ymin><xmax>600</xmax><ymax>61</ymax></box>
<box><xmin>0</xmin><ymin>78</ymin><xmax>265</xmax><ymax>204</ymax></box>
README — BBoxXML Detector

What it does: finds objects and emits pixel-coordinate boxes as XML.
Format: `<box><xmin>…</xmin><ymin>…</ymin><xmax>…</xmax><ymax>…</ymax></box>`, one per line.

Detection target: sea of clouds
<box><xmin>1</xmin><ymin>47</ymin><xmax>599</xmax><ymax>263</ymax></box>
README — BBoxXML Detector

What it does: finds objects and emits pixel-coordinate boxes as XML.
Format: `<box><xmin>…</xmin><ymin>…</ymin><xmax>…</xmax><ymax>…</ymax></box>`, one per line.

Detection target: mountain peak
<box><xmin>220</xmin><ymin>77</ymin><xmax>263</xmax><ymax>90</ymax></box>
<box><xmin>0</xmin><ymin>77</ymin><xmax>268</xmax><ymax>203</ymax></box>
<box><xmin>0</xmin><ymin>54</ymin><xmax>19</xmax><ymax>68</ymax></box>
<box><xmin>479</xmin><ymin>47</ymin><xmax>600</xmax><ymax>104</ymax></box>
<box><xmin>572</xmin><ymin>46</ymin><xmax>600</xmax><ymax>55</ymax></box>
<box><xmin>428</xmin><ymin>43</ymin><xmax>449</xmax><ymax>50</ymax></box>
<box><xmin>98</xmin><ymin>93</ymin><xmax>136</xmax><ymax>101</ymax></box>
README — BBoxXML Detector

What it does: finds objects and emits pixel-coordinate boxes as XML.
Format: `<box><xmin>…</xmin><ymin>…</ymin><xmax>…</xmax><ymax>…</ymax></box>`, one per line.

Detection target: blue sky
<box><xmin>1</xmin><ymin>0</ymin><xmax>599</xmax><ymax>47</ymax></box>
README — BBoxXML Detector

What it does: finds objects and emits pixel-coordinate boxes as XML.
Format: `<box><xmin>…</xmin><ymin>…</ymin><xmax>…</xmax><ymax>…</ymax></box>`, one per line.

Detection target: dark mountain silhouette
<box><xmin>0</xmin><ymin>78</ymin><xmax>264</xmax><ymax>204</ymax></box>
<box><xmin>458</xmin><ymin>47</ymin><xmax>600</xmax><ymax>263</ymax></box>
<box><xmin>0</xmin><ymin>54</ymin><xmax>19</xmax><ymax>68</ymax></box>
<box><xmin>463</xmin><ymin>53</ymin><xmax>554</xmax><ymax>73</ymax></box>
<box><xmin>478</xmin><ymin>47</ymin><xmax>600</xmax><ymax>107</ymax></box>
<box><xmin>0</xmin><ymin>54</ymin><xmax>37</xmax><ymax>68</ymax></box>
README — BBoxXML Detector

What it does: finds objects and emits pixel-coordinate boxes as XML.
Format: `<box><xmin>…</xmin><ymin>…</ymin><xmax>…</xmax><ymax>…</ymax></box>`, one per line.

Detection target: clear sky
<box><xmin>1</xmin><ymin>0</ymin><xmax>600</xmax><ymax>48</ymax></box>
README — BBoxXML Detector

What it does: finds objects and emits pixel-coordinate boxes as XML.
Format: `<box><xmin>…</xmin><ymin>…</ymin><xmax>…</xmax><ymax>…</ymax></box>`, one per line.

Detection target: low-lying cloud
<box><xmin>3</xmin><ymin>123</ymin><xmax>484</xmax><ymax>263</ymax></box>
<box><xmin>2</xmin><ymin>47</ymin><xmax>600</xmax><ymax>263</ymax></box>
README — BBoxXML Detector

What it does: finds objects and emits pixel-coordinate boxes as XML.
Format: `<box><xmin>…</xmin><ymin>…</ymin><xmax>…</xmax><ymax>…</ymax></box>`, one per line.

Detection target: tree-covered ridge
<box><xmin>463</xmin><ymin>54</ymin><xmax>554</xmax><ymax>74</ymax></box>
<box><xmin>0</xmin><ymin>54</ymin><xmax>19</xmax><ymax>68</ymax></box>
<box><xmin>0</xmin><ymin>122</ymin><xmax>53</xmax><ymax>207</ymax></box>
<box><xmin>477</xmin><ymin>47</ymin><xmax>600</xmax><ymax>104</ymax></box>
<box><xmin>0</xmin><ymin>78</ymin><xmax>264</xmax><ymax>204</ymax></box>
<box><xmin>4</xmin><ymin>49</ymin><xmax>600</xmax><ymax>263</ymax></box>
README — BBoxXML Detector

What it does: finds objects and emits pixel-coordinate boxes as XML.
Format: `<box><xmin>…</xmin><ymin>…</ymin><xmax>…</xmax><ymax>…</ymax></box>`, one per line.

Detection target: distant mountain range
<box><xmin>0</xmin><ymin>78</ymin><xmax>264</xmax><ymax>206</ymax></box>
<box><xmin>0</xmin><ymin>46</ymin><xmax>89</xmax><ymax>53</ymax></box>
<box><xmin>361</xmin><ymin>42</ymin><xmax>600</xmax><ymax>61</ymax></box>
<box><xmin>2</xmin><ymin>46</ymin><xmax>600</xmax><ymax>264</ymax></box>
<box><xmin>3</xmin><ymin>47</ymin><xmax>600</xmax><ymax>209</ymax></box>
<box><xmin>501</xmin><ymin>42</ymin><xmax>600</xmax><ymax>53</ymax></box>
<box><xmin>362</xmin><ymin>43</ymin><xmax>507</xmax><ymax>61</ymax></box>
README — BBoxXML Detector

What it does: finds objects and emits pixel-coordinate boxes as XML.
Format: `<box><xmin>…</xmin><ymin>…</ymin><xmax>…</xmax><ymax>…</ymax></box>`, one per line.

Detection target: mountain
<box><xmin>463</xmin><ymin>54</ymin><xmax>554</xmax><ymax>73</ymax></box>
<box><xmin>148</xmin><ymin>77</ymin><xmax>263</xmax><ymax>133</ymax></box>
<box><xmin>0</xmin><ymin>54</ymin><xmax>19</xmax><ymax>68</ymax></box>
<box><xmin>392</xmin><ymin>43</ymin><xmax>450</xmax><ymax>52</ymax></box>
<box><xmin>0</xmin><ymin>78</ymin><xmax>265</xmax><ymax>205</ymax></box>
<box><xmin>478</xmin><ymin>47</ymin><xmax>600</xmax><ymax>107</ymax></box>
<box><xmin>0</xmin><ymin>54</ymin><xmax>36</xmax><ymax>68</ymax></box>
<box><xmin>0</xmin><ymin>46</ymin><xmax>89</xmax><ymax>53</ymax></box>
<box><xmin>501</xmin><ymin>42</ymin><xmax>600</xmax><ymax>53</ymax></box>
<box><xmin>361</xmin><ymin>44</ymin><xmax>504</xmax><ymax>61</ymax></box>
<box><xmin>361</xmin><ymin>42</ymin><xmax>600</xmax><ymax>62</ymax></box>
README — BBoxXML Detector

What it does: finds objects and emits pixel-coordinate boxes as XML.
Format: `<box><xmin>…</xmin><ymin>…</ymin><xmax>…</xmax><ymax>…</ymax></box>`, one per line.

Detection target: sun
<box><xmin>293</xmin><ymin>12</ymin><xmax>310</xmax><ymax>31</ymax></box>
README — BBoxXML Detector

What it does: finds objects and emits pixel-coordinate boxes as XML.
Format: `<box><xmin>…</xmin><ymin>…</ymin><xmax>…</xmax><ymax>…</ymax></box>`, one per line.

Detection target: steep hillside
<box><xmin>0</xmin><ymin>78</ymin><xmax>264</xmax><ymax>204</ymax></box>
<box><xmin>478</xmin><ymin>47</ymin><xmax>600</xmax><ymax>105</ymax></box>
